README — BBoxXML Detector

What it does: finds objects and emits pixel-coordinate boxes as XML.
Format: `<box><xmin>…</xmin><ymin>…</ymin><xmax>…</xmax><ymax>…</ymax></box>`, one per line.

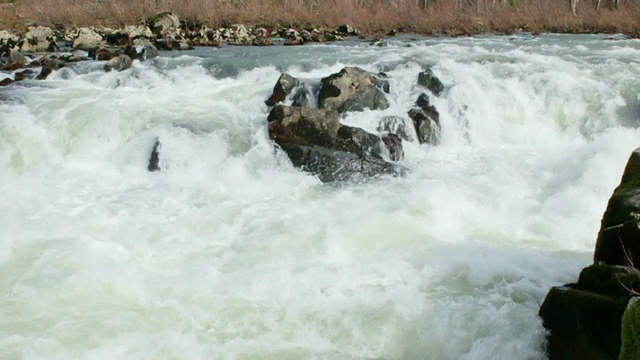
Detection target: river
<box><xmin>1</xmin><ymin>33</ymin><xmax>639</xmax><ymax>359</ymax></box>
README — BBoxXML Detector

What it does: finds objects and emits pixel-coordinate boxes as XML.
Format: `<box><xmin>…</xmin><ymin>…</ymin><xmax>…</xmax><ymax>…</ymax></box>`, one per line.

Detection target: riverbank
<box><xmin>2</xmin><ymin>0</ymin><xmax>640</xmax><ymax>38</ymax></box>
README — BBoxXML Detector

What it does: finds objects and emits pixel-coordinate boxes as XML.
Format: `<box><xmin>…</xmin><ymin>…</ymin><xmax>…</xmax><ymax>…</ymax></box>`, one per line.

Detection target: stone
<box><xmin>0</xmin><ymin>77</ymin><xmax>13</xmax><ymax>86</ymax></box>
<box><xmin>91</xmin><ymin>48</ymin><xmax>114</xmax><ymax>61</ymax></box>
<box><xmin>382</xmin><ymin>133</ymin><xmax>404</xmax><ymax>161</ymax></box>
<box><xmin>595</xmin><ymin>149</ymin><xmax>640</xmax><ymax>266</ymax></box>
<box><xmin>148</xmin><ymin>138</ymin><xmax>161</xmax><ymax>172</ymax></box>
<box><xmin>418</xmin><ymin>68</ymin><xmax>445</xmax><ymax>96</ymax></box>
<box><xmin>9</xmin><ymin>49</ymin><xmax>25</xmax><ymax>67</ymax></box>
<box><xmin>318</xmin><ymin>67</ymin><xmax>389</xmax><ymax>113</ymax></box>
<box><xmin>539</xmin><ymin>264</ymin><xmax>640</xmax><ymax>360</ymax></box>
<box><xmin>125</xmin><ymin>38</ymin><xmax>158</xmax><ymax>61</ymax></box>
<box><xmin>267</xmin><ymin>105</ymin><xmax>401</xmax><ymax>182</ymax></box>
<box><xmin>104</xmin><ymin>54</ymin><xmax>132</xmax><ymax>72</ymax></box>
<box><xmin>620</xmin><ymin>298</ymin><xmax>640</xmax><ymax>360</ymax></box>
<box><xmin>72</xmin><ymin>27</ymin><xmax>102</xmax><ymax>50</ymax></box>
<box><xmin>20</xmin><ymin>26</ymin><xmax>57</xmax><ymax>53</ymax></box>
<box><xmin>376</xmin><ymin>116</ymin><xmax>412</xmax><ymax>141</ymax></box>
<box><xmin>539</xmin><ymin>286</ymin><xmax>623</xmax><ymax>360</ymax></box>
<box><xmin>265</xmin><ymin>73</ymin><xmax>300</xmax><ymax>106</ymax></box>
<box><xmin>336</xmin><ymin>24</ymin><xmax>359</xmax><ymax>36</ymax></box>
<box><xmin>409</xmin><ymin>93</ymin><xmax>441</xmax><ymax>145</ymax></box>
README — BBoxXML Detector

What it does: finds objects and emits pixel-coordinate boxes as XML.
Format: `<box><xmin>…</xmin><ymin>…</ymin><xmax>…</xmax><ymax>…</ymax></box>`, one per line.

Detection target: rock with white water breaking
<box><xmin>318</xmin><ymin>67</ymin><xmax>389</xmax><ymax>113</ymax></box>
<box><xmin>104</xmin><ymin>53</ymin><xmax>132</xmax><ymax>72</ymax></box>
<box><xmin>409</xmin><ymin>93</ymin><xmax>441</xmax><ymax>145</ymax></box>
<box><xmin>125</xmin><ymin>38</ymin><xmax>158</xmax><ymax>61</ymax></box>
<box><xmin>267</xmin><ymin>104</ymin><xmax>402</xmax><ymax>182</ymax></box>
<box><xmin>418</xmin><ymin>68</ymin><xmax>445</xmax><ymax>96</ymax></box>
<box><xmin>265</xmin><ymin>73</ymin><xmax>300</xmax><ymax>106</ymax></box>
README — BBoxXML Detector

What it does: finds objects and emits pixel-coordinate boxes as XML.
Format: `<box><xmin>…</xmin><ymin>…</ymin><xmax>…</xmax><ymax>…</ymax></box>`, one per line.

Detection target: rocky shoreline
<box><xmin>0</xmin><ymin>11</ymin><xmax>375</xmax><ymax>85</ymax></box>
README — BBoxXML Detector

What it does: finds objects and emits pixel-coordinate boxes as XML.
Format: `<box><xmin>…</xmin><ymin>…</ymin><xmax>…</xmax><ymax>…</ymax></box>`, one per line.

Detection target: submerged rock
<box><xmin>318</xmin><ymin>67</ymin><xmax>389</xmax><ymax>113</ymax></box>
<box><xmin>148</xmin><ymin>138</ymin><xmax>161</xmax><ymax>172</ymax></box>
<box><xmin>267</xmin><ymin>105</ymin><xmax>402</xmax><ymax>182</ymax></box>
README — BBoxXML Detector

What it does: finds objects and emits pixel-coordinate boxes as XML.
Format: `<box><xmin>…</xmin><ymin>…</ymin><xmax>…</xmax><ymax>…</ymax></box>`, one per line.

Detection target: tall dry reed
<box><xmin>3</xmin><ymin>0</ymin><xmax>640</xmax><ymax>35</ymax></box>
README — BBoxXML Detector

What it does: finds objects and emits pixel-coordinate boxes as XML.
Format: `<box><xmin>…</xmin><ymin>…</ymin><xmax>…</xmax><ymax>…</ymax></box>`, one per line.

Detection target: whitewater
<box><xmin>1</xmin><ymin>33</ymin><xmax>639</xmax><ymax>359</ymax></box>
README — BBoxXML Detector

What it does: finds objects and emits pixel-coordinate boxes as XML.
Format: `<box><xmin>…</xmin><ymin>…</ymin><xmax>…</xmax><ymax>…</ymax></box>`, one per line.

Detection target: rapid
<box><xmin>1</xmin><ymin>33</ymin><xmax>640</xmax><ymax>359</ymax></box>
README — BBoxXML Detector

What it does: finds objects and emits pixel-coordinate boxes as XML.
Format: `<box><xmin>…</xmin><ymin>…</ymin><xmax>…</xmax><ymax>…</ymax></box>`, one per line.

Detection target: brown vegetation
<box><xmin>2</xmin><ymin>0</ymin><xmax>640</xmax><ymax>36</ymax></box>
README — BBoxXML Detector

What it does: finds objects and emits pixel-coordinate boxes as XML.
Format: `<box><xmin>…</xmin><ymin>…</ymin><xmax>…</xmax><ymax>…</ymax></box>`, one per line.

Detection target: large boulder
<box><xmin>318</xmin><ymin>67</ymin><xmax>389</xmax><ymax>113</ymax></box>
<box><xmin>595</xmin><ymin>149</ymin><xmax>640</xmax><ymax>266</ymax></box>
<box><xmin>267</xmin><ymin>105</ymin><xmax>402</xmax><ymax>182</ymax></box>
<box><xmin>20</xmin><ymin>26</ymin><xmax>57</xmax><ymax>53</ymax></box>
<box><xmin>72</xmin><ymin>27</ymin><xmax>103</xmax><ymax>50</ymax></box>
<box><xmin>539</xmin><ymin>265</ymin><xmax>640</xmax><ymax>360</ymax></box>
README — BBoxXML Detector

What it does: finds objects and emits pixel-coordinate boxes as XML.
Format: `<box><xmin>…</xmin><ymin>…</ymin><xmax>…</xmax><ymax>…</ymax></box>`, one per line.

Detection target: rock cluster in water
<box><xmin>539</xmin><ymin>148</ymin><xmax>640</xmax><ymax>360</ymax></box>
<box><xmin>261</xmin><ymin>66</ymin><xmax>444</xmax><ymax>182</ymax></box>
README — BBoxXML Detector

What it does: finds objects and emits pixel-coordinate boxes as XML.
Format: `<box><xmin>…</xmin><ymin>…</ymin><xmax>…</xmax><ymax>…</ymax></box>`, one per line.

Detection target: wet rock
<box><xmin>36</xmin><ymin>67</ymin><xmax>53</xmax><ymax>80</ymax></box>
<box><xmin>104</xmin><ymin>54</ymin><xmax>132</xmax><ymax>72</ymax></box>
<box><xmin>595</xmin><ymin>149</ymin><xmax>640</xmax><ymax>266</ymax></box>
<box><xmin>35</xmin><ymin>58</ymin><xmax>66</xmax><ymax>80</ymax></box>
<box><xmin>377</xmin><ymin>116</ymin><xmax>411</xmax><ymax>141</ymax></box>
<box><xmin>382</xmin><ymin>133</ymin><xmax>404</xmax><ymax>161</ymax></box>
<box><xmin>125</xmin><ymin>38</ymin><xmax>158</xmax><ymax>61</ymax></box>
<box><xmin>20</xmin><ymin>26</ymin><xmax>58</xmax><ymax>53</ymax></box>
<box><xmin>318</xmin><ymin>67</ymin><xmax>389</xmax><ymax>113</ymax></box>
<box><xmin>267</xmin><ymin>104</ymin><xmax>401</xmax><ymax>182</ymax></box>
<box><xmin>72</xmin><ymin>27</ymin><xmax>103</xmax><ymax>50</ymax></box>
<box><xmin>539</xmin><ymin>264</ymin><xmax>640</xmax><ymax>360</ymax></box>
<box><xmin>148</xmin><ymin>138</ymin><xmax>161</xmax><ymax>172</ymax></box>
<box><xmin>0</xmin><ymin>77</ymin><xmax>13</xmax><ymax>86</ymax></box>
<box><xmin>409</xmin><ymin>93</ymin><xmax>441</xmax><ymax>145</ymax></box>
<box><xmin>418</xmin><ymin>68</ymin><xmax>445</xmax><ymax>96</ymax></box>
<box><xmin>265</xmin><ymin>73</ymin><xmax>300</xmax><ymax>106</ymax></box>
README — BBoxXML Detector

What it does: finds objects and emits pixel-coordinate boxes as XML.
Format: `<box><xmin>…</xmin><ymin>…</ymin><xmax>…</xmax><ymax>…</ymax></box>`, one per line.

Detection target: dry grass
<box><xmin>3</xmin><ymin>0</ymin><xmax>640</xmax><ymax>35</ymax></box>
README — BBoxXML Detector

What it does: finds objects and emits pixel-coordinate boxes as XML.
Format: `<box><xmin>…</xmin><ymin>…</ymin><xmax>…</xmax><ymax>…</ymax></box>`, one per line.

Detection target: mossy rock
<box><xmin>620</xmin><ymin>298</ymin><xmax>640</xmax><ymax>360</ymax></box>
<box><xmin>595</xmin><ymin>149</ymin><xmax>640</xmax><ymax>266</ymax></box>
<box><xmin>577</xmin><ymin>265</ymin><xmax>640</xmax><ymax>302</ymax></box>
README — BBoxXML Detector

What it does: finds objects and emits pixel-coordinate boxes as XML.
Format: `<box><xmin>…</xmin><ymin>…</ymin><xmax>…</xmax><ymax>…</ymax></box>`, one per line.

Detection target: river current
<box><xmin>1</xmin><ymin>33</ymin><xmax>639</xmax><ymax>359</ymax></box>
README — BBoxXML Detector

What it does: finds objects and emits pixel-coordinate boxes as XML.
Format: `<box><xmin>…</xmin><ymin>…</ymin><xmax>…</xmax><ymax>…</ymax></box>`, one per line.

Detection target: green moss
<box><xmin>619</xmin><ymin>298</ymin><xmax>640</xmax><ymax>360</ymax></box>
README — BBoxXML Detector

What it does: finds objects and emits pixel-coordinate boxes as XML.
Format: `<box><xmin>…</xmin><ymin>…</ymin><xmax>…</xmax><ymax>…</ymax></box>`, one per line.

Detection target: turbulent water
<box><xmin>1</xmin><ymin>33</ymin><xmax>639</xmax><ymax>359</ymax></box>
